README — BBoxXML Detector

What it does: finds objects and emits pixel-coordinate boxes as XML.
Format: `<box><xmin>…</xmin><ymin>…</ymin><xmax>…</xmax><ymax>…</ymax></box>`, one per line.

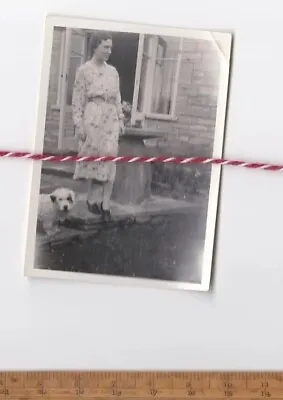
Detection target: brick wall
<box><xmin>145</xmin><ymin>37</ymin><xmax>221</xmax><ymax>156</ymax></box>
<box><xmin>145</xmin><ymin>38</ymin><xmax>222</xmax><ymax>197</ymax></box>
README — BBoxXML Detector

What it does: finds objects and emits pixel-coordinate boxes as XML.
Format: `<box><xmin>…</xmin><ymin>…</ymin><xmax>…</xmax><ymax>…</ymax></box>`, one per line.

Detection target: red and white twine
<box><xmin>0</xmin><ymin>150</ymin><xmax>282</xmax><ymax>172</ymax></box>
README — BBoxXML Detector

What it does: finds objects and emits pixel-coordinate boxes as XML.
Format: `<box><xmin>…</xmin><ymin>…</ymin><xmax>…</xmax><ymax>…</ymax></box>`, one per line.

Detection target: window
<box><xmin>66</xmin><ymin>30</ymin><xmax>86</xmax><ymax>106</ymax></box>
<box><xmin>134</xmin><ymin>34</ymin><xmax>183</xmax><ymax>122</ymax></box>
<box><xmin>151</xmin><ymin>37</ymin><xmax>169</xmax><ymax>114</ymax></box>
<box><xmin>54</xmin><ymin>29</ymin><xmax>86</xmax><ymax>109</ymax></box>
<box><xmin>55</xmin><ymin>30</ymin><xmax>65</xmax><ymax>108</ymax></box>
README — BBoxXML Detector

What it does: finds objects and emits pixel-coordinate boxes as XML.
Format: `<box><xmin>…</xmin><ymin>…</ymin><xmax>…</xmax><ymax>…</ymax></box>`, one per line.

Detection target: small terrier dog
<box><xmin>37</xmin><ymin>187</ymin><xmax>76</xmax><ymax>236</ymax></box>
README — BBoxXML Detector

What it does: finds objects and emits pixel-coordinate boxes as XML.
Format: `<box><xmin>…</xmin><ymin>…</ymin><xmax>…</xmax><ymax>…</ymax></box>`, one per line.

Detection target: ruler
<box><xmin>0</xmin><ymin>372</ymin><xmax>282</xmax><ymax>399</ymax></box>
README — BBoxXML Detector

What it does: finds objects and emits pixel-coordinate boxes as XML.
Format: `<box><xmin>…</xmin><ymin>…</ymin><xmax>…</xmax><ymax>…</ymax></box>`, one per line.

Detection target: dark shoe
<box><xmin>86</xmin><ymin>200</ymin><xmax>101</xmax><ymax>215</ymax></box>
<box><xmin>100</xmin><ymin>203</ymin><xmax>112</xmax><ymax>222</ymax></box>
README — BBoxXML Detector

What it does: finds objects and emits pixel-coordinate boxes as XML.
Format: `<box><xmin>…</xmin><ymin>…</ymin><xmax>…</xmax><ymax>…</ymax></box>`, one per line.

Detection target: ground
<box><xmin>35</xmin><ymin>167</ymin><xmax>210</xmax><ymax>284</ymax></box>
<box><xmin>36</xmin><ymin>212</ymin><xmax>207</xmax><ymax>283</ymax></box>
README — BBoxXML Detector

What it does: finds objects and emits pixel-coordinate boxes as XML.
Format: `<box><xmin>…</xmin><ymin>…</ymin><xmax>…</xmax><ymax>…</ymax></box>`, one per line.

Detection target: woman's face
<box><xmin>94</xmin><ymin>39</ymin><xmax>112</xmax><ymax>62</ymax></box>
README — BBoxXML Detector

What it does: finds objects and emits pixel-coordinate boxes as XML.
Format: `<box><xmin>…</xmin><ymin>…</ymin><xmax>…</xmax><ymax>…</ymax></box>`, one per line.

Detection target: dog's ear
<box><xmin>67</xmin><ymin>191</ymin><xmax>76</xmax><ymax>203</ymax></box>
<box><xmin>50</xmin><ymin>194</ymin><xmax>56</xmax><ymax>203</ymax></box>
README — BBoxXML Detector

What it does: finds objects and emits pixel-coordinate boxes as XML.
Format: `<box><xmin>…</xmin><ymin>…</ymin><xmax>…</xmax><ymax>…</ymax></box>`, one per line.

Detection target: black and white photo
<box><xmin>24</xmin><ymin>15</ymin><xmax>232</xmax><ymax>291</ymax></box>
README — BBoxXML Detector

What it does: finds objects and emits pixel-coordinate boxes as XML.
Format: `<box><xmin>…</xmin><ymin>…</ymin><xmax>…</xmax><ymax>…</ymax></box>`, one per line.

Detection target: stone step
<box><xmin>37</xmin><ymin>193</ymin><xmax>205</xmax><ymax>248</ymax></box>
<box><xmin>69</xmin><ymin>193</ymin><xmax>203</xmax><ymax>229</ymax></box>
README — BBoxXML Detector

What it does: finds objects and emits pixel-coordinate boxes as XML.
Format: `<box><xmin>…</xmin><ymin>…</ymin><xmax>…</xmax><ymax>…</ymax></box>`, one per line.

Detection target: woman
<box><xmin>72</xmin><ymin>31</ymin><xmax>125</xmax><ymax>221</ymax></box>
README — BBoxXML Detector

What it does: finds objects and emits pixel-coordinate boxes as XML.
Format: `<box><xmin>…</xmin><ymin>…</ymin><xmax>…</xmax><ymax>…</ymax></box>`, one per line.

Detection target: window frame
<box><xmin>53</xmin><ymin>28</ymin><xmax>87</xmax><ymax>110</ymax></box>
<box><xmin>132</xmin><ymin>34</ymin><xmax>183</xmax><ymax>124</ymax></box>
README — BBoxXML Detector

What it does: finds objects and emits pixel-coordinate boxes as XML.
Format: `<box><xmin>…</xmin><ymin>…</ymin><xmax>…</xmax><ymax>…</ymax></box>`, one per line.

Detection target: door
<box><xmin>58</xmin><ymin>28</ymin><xmax>86</xmax><ymax>151</ymax></box>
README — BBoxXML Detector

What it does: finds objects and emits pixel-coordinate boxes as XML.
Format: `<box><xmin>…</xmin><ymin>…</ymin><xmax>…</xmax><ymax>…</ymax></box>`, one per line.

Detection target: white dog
<box><xmin>37</xmin><ymin>187</ymin><xmax>76</xmax><ymax>236</ymax></box>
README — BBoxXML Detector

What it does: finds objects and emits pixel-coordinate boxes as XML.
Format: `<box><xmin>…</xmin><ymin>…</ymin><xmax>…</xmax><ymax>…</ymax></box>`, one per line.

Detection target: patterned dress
<box><xmin>72</xmin><ymin>60</ymin><xmax>123</xmax><ymax>183</ymax></box>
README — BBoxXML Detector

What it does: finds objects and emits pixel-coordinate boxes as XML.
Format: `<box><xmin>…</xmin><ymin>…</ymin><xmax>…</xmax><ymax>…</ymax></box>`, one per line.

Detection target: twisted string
<box><xmin>0</xmin><ymin>150</ymin><xmax>281</xmax><ymax>172</ymax></box>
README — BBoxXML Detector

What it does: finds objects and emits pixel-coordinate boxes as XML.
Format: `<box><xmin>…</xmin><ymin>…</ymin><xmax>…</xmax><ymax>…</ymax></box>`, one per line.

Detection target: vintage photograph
<box><xmin>24</xmin><ymin>15</ymin><xmax>232</xmax><ymax>291</ymax></box>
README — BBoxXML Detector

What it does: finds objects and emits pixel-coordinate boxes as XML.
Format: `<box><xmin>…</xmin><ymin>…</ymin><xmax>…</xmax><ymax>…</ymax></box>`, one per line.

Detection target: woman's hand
<box><xmin>75</xmin><ymin>127</ymin><xmax>86</xmax><ymax>142</ymax></box>
<box><xmin>119</xmin><ymin>119</ymin><xmax>125</xmax><ymax>136</ymax></box>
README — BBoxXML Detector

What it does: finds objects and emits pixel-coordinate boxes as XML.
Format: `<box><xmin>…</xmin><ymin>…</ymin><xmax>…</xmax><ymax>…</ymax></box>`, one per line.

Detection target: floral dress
<box><xmin>72</xmin><ymin>60</ymin><xmax>123</xmax><ymax>183</ymax></box>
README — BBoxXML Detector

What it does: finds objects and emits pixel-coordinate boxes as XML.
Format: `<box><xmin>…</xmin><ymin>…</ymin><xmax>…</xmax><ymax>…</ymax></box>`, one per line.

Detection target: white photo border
<box><xmin>24</xmin><ymin>14</ymin><xmax>232</xmax><ymax>292</ymax></box>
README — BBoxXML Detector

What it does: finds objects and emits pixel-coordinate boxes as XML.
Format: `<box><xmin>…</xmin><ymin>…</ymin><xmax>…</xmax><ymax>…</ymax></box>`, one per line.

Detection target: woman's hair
<box><xmin>88</xmin><ymin>30</ymin><xmax>112</xmax><ymax>56</ymax></box>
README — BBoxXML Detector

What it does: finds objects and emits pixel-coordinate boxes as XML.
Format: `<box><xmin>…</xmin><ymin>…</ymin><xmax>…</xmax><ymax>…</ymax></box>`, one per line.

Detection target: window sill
<box><xmin>51</xmin><ymin>104</ymin><xmax>72</xmax><ymax>111</ymax></box>
<box><xmin>145</xmin><ymin>113</ymin><xmax>178</xmax><ymax>122</ymax></box>
<box><xmin>124</xmin><ymin>126</ymin><xmax>168</xmax><ymax>139</ymax></box>
<box><xmin>51</xmin><ymin>105</ymin><xmax>60</xmax><ymax>111</ymax></box>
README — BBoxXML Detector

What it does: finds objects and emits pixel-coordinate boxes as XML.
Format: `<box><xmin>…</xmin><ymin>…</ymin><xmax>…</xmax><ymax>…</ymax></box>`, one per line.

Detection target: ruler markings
<box><xmin>0</xmin><ymin>372</ymin><xmax>282</xmax><ymax>398</ymax></box>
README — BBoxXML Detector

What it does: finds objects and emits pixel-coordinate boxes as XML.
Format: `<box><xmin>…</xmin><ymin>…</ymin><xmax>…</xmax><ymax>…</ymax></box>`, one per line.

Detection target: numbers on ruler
<box><xmin>0</xmin><ymin>373</ymin><xmax>279</xmax><ymax>399</ymax></box>
<box><xmin>261</xmin><ymin>390</ymin><xmax>271</xmax><ymax>397</ymax></box>
<box><xmin>185</xmin><ymin>382</ymin><xmax>196</xmax><ymax>396</ymax></box>
<box><xmin>111</xmin><ymin>380</ymin><xmax>121</xmax><ymax>396</ymax></box>
<box><xmin>38</xmin><ymin>384</ymin><xmax>46</xmax><ymax>395</ymax></box>
<box><xmin>260</xmin><ymin>381</ymin><xmax>271</xmax><ymax>397</ymax></box>
<box><xmin>112</xmin><ymin>389</ymin><xmax>122</xmax><ymax>396</ymax></box>
<box><xmin>223</xmin><ymin>381</ymin><xmax>233</xmax><ymax>397</ymax></box>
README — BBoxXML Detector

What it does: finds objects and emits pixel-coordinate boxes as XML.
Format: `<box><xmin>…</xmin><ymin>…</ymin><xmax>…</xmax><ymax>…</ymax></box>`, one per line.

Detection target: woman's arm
<box><xmin>72</xmin><ymin>66</ymin><xmax>86</xmax><ymax>141</ymax></box>
<box><xmin>115</xmin><ymin>71</ymin><xmax>125</xmax><ymax>135</ymax></box>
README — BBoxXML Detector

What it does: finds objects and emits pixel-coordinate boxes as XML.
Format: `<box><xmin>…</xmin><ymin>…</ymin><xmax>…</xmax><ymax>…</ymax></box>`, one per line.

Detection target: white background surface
<box><xmin>1</xmin><ymin>0</ymin><xmax>282</xmax><ymax>370</ymax></box>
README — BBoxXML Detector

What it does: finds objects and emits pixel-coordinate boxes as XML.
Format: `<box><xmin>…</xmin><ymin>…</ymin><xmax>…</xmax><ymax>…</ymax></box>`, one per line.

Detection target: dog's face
<box><xmin>50</xmin><ymin>188</ymin><xmax>76</xmax><ymax>212</ymax></box>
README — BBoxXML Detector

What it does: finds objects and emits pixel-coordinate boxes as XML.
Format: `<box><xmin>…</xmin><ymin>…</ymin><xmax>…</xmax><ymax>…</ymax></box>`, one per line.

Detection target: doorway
<box><xmin>85</xmin><ymin>31</ymin><xmax>139</xmax><ymax>103</ymax></box>
<box><xmin>109</xmin><ymin>32</ymin><xmax>139</xmax><ymax>103</ymax></box>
